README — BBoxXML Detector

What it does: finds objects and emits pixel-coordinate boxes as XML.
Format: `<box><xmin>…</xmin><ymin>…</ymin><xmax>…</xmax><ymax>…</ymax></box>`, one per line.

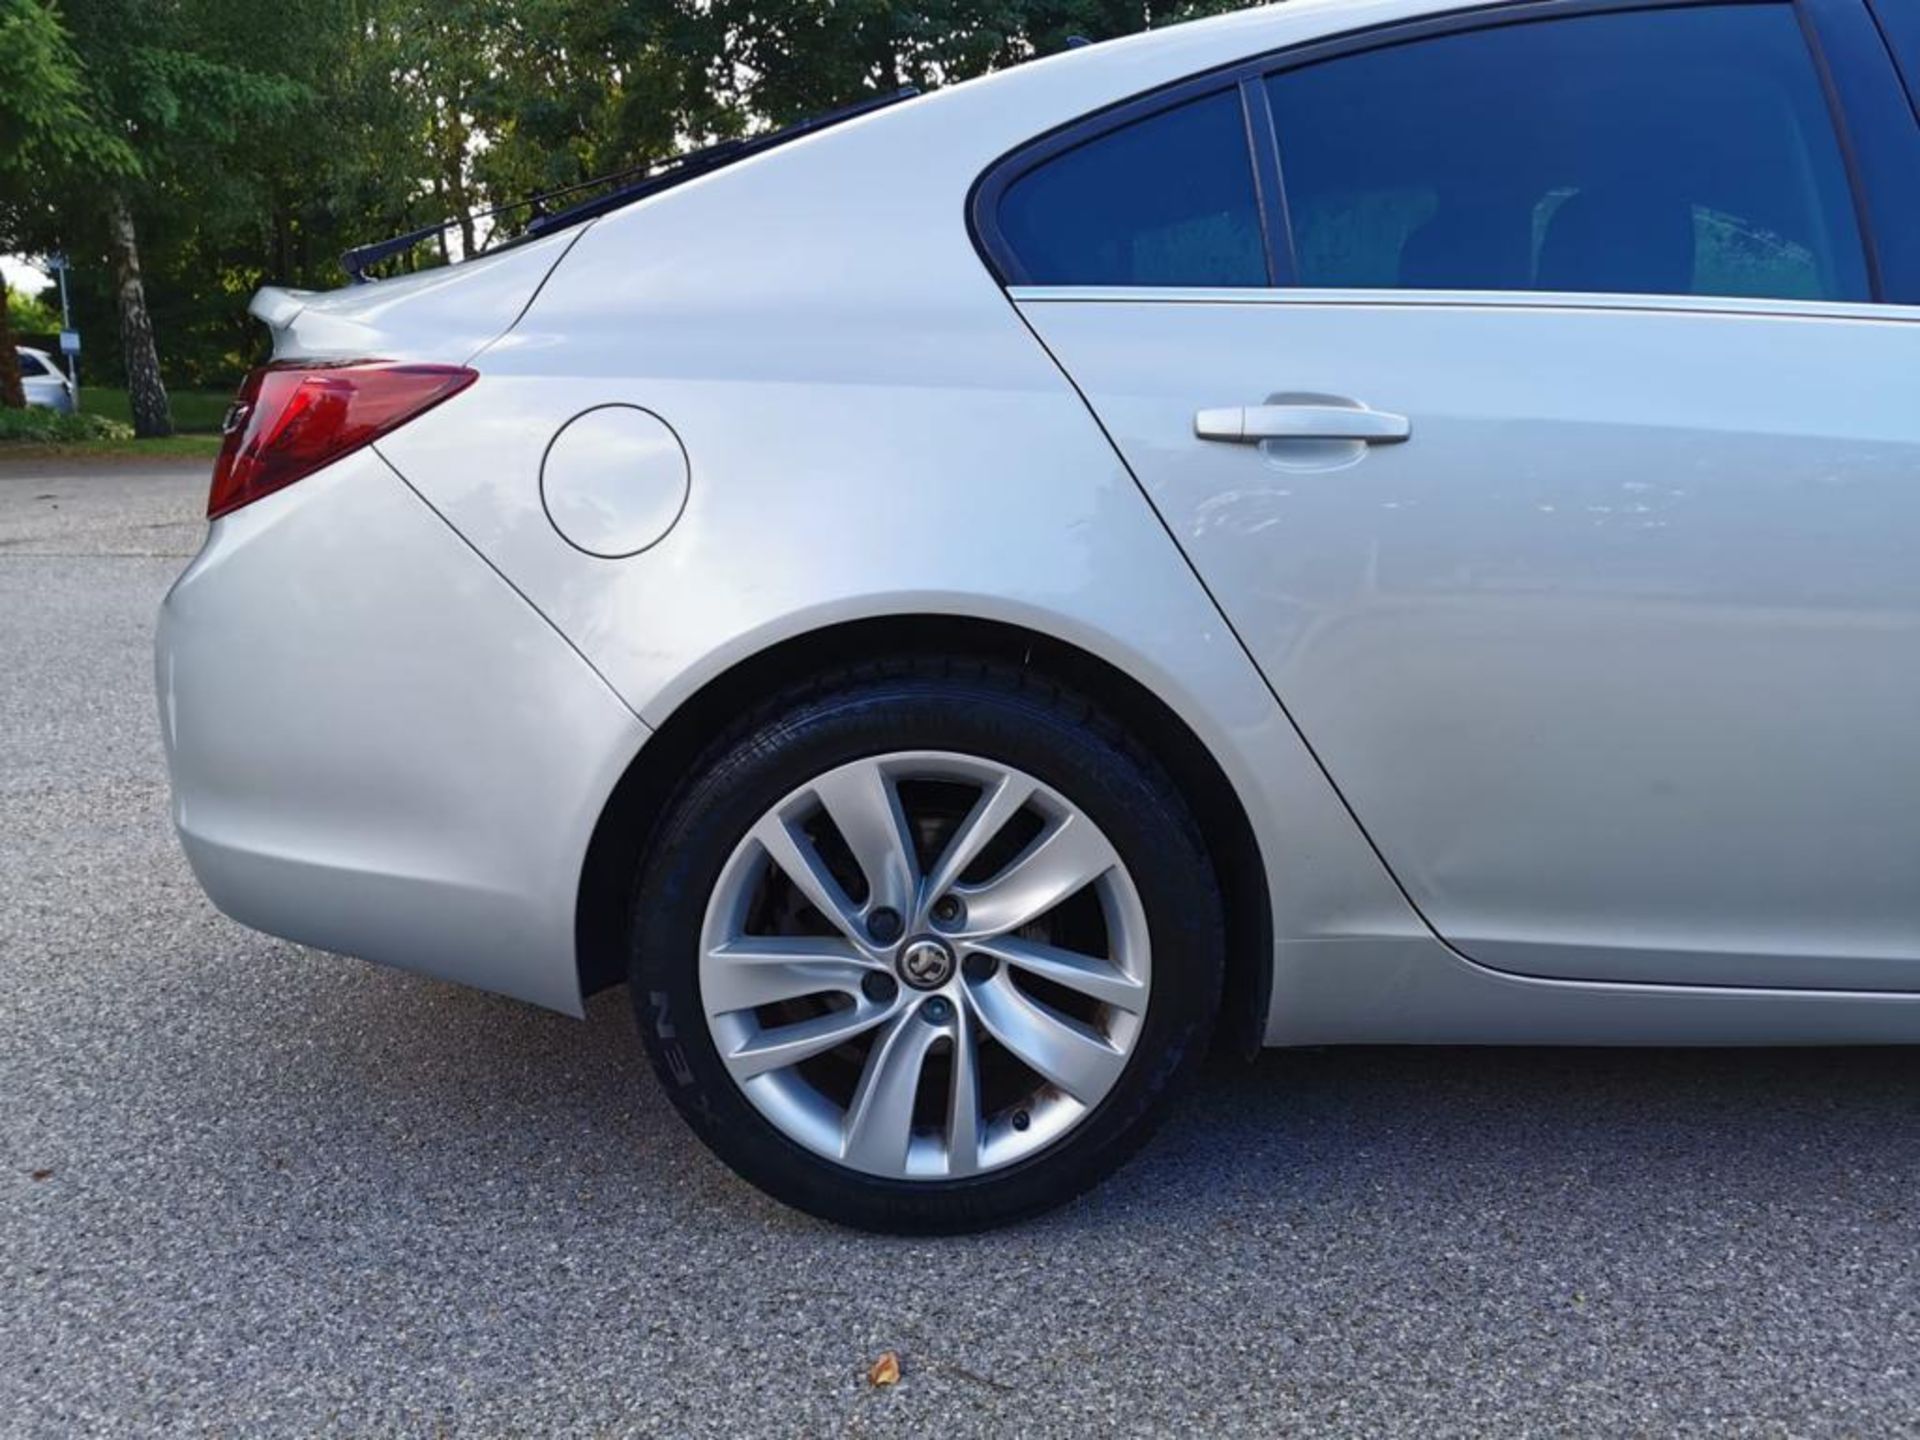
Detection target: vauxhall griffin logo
<box><xmin>898</xmin><ymin>938</ymin><xmax>955</xmax><ymax>990</ymax></box>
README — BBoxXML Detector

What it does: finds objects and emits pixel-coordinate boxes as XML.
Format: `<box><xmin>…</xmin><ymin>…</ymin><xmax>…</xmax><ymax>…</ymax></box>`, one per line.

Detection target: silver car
<box><xmin>157</xmin><ymin>0</ymin><xmax>1920</xmax><ymax>1231</ymax></box>
<box><xmin>16</xmin><ymin>346</ymin><xmax>74</xmax><ymax>413</ymax></box>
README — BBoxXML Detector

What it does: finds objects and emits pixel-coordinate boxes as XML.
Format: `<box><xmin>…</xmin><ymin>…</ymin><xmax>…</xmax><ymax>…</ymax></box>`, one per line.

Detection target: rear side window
<box><xmin>1265</xmin><ymin>4</ymin><xmax>1870</xmax><ymax>301</ymax></box>
<box><xmin>996</xmin><ymin>90</ymin><xmax>1267</xmax><ymax>287</ymax></box>
<box><xmin>17</xmin><ymin>352</ymin><xmax>47</xmax><ymax>377</ymax></box>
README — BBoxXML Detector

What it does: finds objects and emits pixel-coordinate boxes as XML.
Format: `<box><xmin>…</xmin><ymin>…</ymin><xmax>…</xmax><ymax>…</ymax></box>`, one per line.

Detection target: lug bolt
<box><xmin>866</xmin><ymin>907</ymin><xmax>903</xmax><ymax>944</ymax></box>
<box><xmin>962</xmin><ymin>951</ymin><xmax>998</xmax><ymax>982</ymax></box>
<box><xmin>1012</xmin><ymin>1109</ymin><xmax>1031</xmax><ymax>1132</ymax></box>
<box><xmin>862</xmin><ymin>971</ymin><xmax>899</xmax><ymax>1004</ymax></box>
<box><xmin>931</xmin><ymin>895</ymin><xmax>963</xmax><ymax>926</ymax></box>
<box><xmin>921</xmin><ymin>996</ymin><xmax>952</xmax><ymax>1024</ymax></box>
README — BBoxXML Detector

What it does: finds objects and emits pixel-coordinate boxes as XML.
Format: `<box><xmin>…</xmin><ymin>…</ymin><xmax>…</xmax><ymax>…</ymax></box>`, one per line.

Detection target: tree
<box><xmin>699</xmin><ymin>1</ymin><xmax>1253</xmax><ymax>125</ymax></box>
<box><xmin>45</xmin><ymin>0</ymin><xmax>306</xmax><ymax>434</ymax></box>
<box><xmin>451</xmin><ymin>0</ymin><xmax>733</xmax><ymax>242</ymax></box>
<box><xmin>9</xmin><ymin>0</ymin><xmax>1265</xmax><ymax>412</ymax></box>
<box><xmin>0</xmin><ymin>0</ymin><xmax>128</xmax><ymax>407</ymax></box>
<box><xmin>106</xmin><ymin>0</ymin><xmax>428</xmax><ymax>387</ymax></box>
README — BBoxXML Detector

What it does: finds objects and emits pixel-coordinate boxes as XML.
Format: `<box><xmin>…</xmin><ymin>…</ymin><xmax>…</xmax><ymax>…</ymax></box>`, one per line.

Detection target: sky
<box><xmin>2</xmin><ymin>257</ymin><xmax>54</xmax><ymax>296</ymax></box>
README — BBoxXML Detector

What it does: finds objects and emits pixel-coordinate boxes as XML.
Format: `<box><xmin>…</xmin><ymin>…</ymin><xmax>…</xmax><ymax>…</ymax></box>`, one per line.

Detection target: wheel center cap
<box><xmin>897</xmin><ymin>936</ymin><xmax>956</xmax><ymax>990</ymax></box>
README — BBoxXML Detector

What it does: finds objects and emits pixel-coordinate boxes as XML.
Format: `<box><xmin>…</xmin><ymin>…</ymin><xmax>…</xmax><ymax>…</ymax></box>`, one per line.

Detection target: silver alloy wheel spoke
<box><xmin>751</xmin><ymin>812</ymin><xmax>866</xmax><ymax>945</ymax></box>
<box><xmin>702</xmin><ymin>936</ymin><xmax>875</xmax><ymax>1015</ymax></box>
<box><xmin>701</xmin><ymin>751</ymin><xmax>1150</xmax><ymax>1180</ymax></box>
<box><xmin>809</xmin><ymin>760</ymin><xmax>919</xmax><ymax>918</ymax></box>
<box><xmin>953</xmin><ymin>812</ymin><xmax>1119</xmax><ymax>937</ymax></box>
<box><xmin>842</xmin><ymin>1012</ymin><xmax>941</xmax><ymax>1172</ymax></box>
<box><xmin>921</xmin><ymin>771</ymin><xmax>1035</xmax><ymax>904</ymax></box>
<box><xmin>945</xmin><ymin>1001</ymin><xmax>983</xmax><ymax>1177</ymax></box>
<box><xmin>968</xmin><ymin>969</ymin><xmax>1128</xmax><ymax>1105</ymax></box>
<box><xmin>723</xmin><ymin>1000</ymin><xmax>891</xmax><ymax>1080</ymax></box>
<box><xmin>967</xmin><ymin>934</ymin><xmax>1147</xmax><ymax>1013</ymax></box>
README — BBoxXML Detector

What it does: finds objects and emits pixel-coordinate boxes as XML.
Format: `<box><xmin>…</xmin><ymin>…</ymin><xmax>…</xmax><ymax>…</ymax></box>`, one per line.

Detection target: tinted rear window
<box><xmin>996</xmin><ymin>89</ymin><xmax>1267</xmax><ymax>287</ymax></box>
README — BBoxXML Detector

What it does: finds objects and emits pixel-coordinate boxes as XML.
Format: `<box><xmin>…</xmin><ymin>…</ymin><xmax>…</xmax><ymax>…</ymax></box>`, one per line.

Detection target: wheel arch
<box><xmin>575</xmin><ymin>613</ymin><xmax>1273</xmax><ymax>1057</ymax></box>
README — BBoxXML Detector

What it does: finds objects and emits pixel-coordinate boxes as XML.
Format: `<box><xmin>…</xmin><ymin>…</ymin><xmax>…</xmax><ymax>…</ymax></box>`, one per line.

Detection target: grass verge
<box><xmin>80</xmin><ymin>388</ymin><xmax>234</xmax><ymax>434</ymax></box>
<box><xmin>0</xmin><ymin>434</ymin><xmax>222</xmax><ymax>463</ymax></box>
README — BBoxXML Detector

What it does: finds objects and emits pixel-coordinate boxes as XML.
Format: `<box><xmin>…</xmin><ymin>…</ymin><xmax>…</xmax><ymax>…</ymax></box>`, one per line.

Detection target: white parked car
<box><xmin>16</xmin><ymin>346</ymin><xmax>74</xmax><ymax>413</ymax></box>
<box><xmin>158</xmin><ymin>0</ymin><xmax>1920</xmax><ymax>1231</ymax></box>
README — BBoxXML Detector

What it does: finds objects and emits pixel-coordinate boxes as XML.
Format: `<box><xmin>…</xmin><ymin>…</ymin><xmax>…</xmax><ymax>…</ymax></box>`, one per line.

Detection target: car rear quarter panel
<box><xmin>158</xmin><ymin>449</ymin><xmax>647</xmax><ymax>1014</ymax></box>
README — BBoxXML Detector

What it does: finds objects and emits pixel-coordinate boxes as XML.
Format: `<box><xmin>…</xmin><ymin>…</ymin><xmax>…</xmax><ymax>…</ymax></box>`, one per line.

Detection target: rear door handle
<box><xmin>1194</xmin><ymin>404</ymin><xmax>1411</xmax><ymax>444</ymax></box>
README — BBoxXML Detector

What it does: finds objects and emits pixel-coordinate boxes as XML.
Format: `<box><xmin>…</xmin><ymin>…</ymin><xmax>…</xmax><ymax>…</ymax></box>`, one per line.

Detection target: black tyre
<box><xmin>629</xmin><ymin>659</ymin><xmax>1224</xmax><ymax>1232</ymax></box>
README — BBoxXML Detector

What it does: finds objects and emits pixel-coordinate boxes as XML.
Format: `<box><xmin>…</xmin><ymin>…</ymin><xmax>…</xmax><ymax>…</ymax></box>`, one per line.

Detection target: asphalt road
<box><xmin>5</xmin><ymin>457</ymin><xmax>1920</xmax><ymax>1437</ymax></box>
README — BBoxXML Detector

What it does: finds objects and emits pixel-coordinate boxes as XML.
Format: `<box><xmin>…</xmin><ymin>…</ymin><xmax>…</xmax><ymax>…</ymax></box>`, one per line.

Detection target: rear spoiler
<box><xmin>246</xmin><ymin>225</ymin><xmax>592</xmax><ymax>364</ymax></box>
<box><xmin>248</xmin><ymin>286</ymin><xmax>314</xmax><ymax>352</ymax></box>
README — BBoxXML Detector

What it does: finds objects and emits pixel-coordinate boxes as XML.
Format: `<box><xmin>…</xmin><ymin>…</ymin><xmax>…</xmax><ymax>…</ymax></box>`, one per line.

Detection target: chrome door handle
<box><xmin>1194</xmin><ymin>404</ymin><xmax>1411</xmax><ymax>444</ymax></box>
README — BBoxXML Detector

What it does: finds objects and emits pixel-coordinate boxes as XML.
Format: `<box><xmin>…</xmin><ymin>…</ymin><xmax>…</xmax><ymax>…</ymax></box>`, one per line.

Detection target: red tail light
<box><xmin>207</xmin><ymin>360</ymin><xmax>476</xmax><ymax>519</ymax></box>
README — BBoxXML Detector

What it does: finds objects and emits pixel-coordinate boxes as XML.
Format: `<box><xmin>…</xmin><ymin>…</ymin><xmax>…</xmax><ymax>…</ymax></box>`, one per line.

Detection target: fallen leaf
<box><xmin>867</xmin><ymin>1351</ymin><xmax>901</xmax><ymax>1388</ymax></box>
<box><xmin>30</xmin><ymin>1169</ymin><xmax>53</xmax><ymax>1181</ymax></box>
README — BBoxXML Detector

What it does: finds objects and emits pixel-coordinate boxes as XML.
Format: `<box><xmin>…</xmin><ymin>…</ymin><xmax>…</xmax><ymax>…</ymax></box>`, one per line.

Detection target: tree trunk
<box><xmin>0</xmin><ymin>288</ymin><xmax>25</xmax><ymax>409</ymax></box>
<box><xmin>432</xmin><ymin>173</ymin><xmax>452</xmax><ymax>266</ymax></box>
<box><xmin>107</xmin><ymin>190</ymin><xmax>174</xmax><ymax>439</ymax></box>
<box><xmin>443</xmin><ymin>115</ymin><xmax>476</xmax><ymax>259</ymax></box>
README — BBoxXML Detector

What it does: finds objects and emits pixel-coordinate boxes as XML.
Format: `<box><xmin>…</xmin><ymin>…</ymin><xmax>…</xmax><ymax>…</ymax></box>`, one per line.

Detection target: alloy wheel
<box><xmin>699</xmin><ymin>750</ymin><xmax>1152</xmax><ymax>1180</ymax></box>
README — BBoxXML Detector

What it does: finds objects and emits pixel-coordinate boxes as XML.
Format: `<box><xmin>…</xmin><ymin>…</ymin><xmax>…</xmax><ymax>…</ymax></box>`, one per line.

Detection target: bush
<box><xmin>0</xmin><ymin>406</ymin><xmax>137</xmax><ymax>444</ymax></box>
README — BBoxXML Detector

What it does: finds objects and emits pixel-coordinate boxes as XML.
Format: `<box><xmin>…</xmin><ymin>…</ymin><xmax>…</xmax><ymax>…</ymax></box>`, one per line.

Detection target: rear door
<box><xmin>990</xmin><ymin>0</ymin><xmax>1920</xmax><ymax>989</ymax></box>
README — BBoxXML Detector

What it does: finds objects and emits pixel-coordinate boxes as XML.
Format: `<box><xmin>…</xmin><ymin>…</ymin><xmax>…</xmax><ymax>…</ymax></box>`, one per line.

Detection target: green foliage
<box><xmin>0</xmin><ymin>404</ymin><xmax>133</xmax><ymax>441</ymax></box>
<box><xmin>0</xmin><ymin>0</ymin><xmax>133</xmax><ymax>175</ymax></box>
<box><xmin>5</xmin><ymin>285</ymin><xmax>60</xmax><ymax>336</ymax></box>
<box><xmin>699</xmin><ymin>2</ymin><xmax>1251</xmax><ymax>123</ymax></box>
<box><xmin>0</xmin><ymin>0</ymin><xmax>137</xmax><ymax>240</ymax></box>
<box><xmin>34</xmin><ymin>0</ymin><xmax>345</xmax><ymax>389</ymax></box>
<box><xmin>20</xmin><ymin>0</ymin><xmax>1261</xmax><ymax>392</ymax></box>
<box><xmin>0</xmin><ymin>0</ymin><xmax>118</xmax><ymax>407</ymax></box>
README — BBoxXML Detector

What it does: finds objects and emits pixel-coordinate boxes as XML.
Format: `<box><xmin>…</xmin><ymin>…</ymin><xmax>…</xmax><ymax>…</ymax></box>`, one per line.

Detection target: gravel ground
<box><xmin>4</xmin><ymin>458</ymin><xmax>1920</xmax><ymax>1437</ymax></box>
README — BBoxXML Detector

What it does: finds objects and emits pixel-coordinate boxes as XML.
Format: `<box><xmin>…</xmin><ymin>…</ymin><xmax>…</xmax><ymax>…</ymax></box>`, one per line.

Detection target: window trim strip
<box><xmin>1005</xmin><ymin>284</ymin><xmax>1920</xmax><ymax>323</ymax></box>
<box><xmin>1238</xmin><ymin>77</ymin><xmax>1295</xmax><ymax>287</ymax></box>
<box><xmin>1800</xmin><ymin>0</ymin><xmax>1920</xmax><ymax>302</ymax></box>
